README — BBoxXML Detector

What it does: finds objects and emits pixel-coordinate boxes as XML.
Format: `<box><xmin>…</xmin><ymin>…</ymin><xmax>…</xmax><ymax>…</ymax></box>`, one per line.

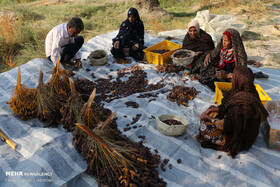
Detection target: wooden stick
<box><xmin>0</xmin><ymin>128</ymin><xmax>17</xmax><ymax>150</ymax></box>
<box><xmin>75</xmin><ymin>123</ymin><xmax>112</xmax><ymax>151</ymax></box>
<box><xmin>75</xmin><ymin>123</ymin><xmax>122</xmax><ymax>157</ymax></box>
<box><xmin>16</xmin><ymin>67</ymin><xmax>21</xmax><ymax>88</ymax></box>
<box><xmin>38</xmin><ymin>70</ymin><xmax>43</xmax><ymax>91</ymax></box>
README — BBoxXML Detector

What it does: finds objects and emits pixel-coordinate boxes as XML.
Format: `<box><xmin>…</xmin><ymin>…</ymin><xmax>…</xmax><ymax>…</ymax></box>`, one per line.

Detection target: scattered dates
<box><xmin>167</xmin><ymin>85</ymin><xmax>200</xmax><ymax>107</ymax></box>
<box><xmin>156</xmin><ymin>64</ymin><xmax>186</xmax><ymax>74</ymax></box>
<box><xmin>131</xmin><ymin>114</ymin><xmax>142</xmax><ymax>125</ymax></box>
<box><xmin>125</xmin><ymin>101</ymin><xmax>139</xmax><ymax>108</ymax></box>
<box><xmin>162</xmin><ymin>119</ymin><xmax>183</xmax><ymax>126</ymax></box>
<box><xmin>114</xmin><ymin>58</ymin><xmax>132</xmax><ymax>64</ymax></box>
<box><xmin>83</xmin><ymin>65</ymin><xmax>165</xmax><ymax>104</ymax></box>
<box><xmin>137</xmin><ymin>93</ymin><xmax>159</xmax><ymax>98</ymax></box>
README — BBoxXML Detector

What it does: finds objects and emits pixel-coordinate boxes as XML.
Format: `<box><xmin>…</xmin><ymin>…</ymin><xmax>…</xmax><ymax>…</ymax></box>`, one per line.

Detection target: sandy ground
<box><xmin>235</xmin><ymin>4</ymin><xmax>280</xmax><ymax>69</ymax></box>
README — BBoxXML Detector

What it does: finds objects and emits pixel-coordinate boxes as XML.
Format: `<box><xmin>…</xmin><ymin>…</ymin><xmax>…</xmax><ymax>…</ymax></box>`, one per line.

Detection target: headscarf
<box><xmin>223</xmin><ymin>31</ymin><xmax>232</xmax><ymax>44</ymax></box>
<box><xmin>112</xmin><ymin>7</ymin><xmax>144</xmax><ymax>46</ymax></box>
<box><xmin>187</xmin><ymin>20</ymin><xmax>200</xmax><ymax>34</ymax></box>
<box><xmin>217</xmin><ymin>65</ymin><xmax>268</xmax><ymax>157</ymax></box>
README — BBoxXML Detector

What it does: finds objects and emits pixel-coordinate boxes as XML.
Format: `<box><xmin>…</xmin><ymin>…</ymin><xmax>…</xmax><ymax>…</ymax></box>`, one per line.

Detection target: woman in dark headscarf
<box><xmin>182</xmin><ymin>20</ymin><xmax>214</xmax><ymax>64</ymax></box>
<box><xmin>111</xmin><ymin>7</ymin><xmax>145</xmax><ymax>61</ymax></box>
<box><xmin>190</xmin><ymin>28</ymin><xmax>247</xmax><ymax>90</ymax></box>
<box><xmin>196</xmin><ymin>65</ymin><xmax>269</xmax><ymax>158</ymax></box>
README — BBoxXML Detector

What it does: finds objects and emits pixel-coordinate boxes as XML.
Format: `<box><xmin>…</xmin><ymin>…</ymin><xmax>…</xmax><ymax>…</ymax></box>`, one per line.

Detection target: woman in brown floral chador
<box><xmin>196</xmin><ymin>65</ymin><xmax>268</xmax><ymax>158</ymax></box>
<box><xmin>190</xmin><ymin>28</ymin><xmax>247</xmax><ymax>90</ymax></box>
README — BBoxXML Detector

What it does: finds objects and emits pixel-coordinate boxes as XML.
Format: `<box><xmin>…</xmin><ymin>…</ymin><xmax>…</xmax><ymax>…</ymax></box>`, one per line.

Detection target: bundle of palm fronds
<box><xmin>7</xmin><ymin>68</ymin><xmax>37</xmax><ymax>120</ymax></box>
<box><xmin>73</xmin><ymin>113</ymin><xmax>166</xmax><ymax>186</ymax></box>
<box><xmin>60</xmin><ymin>79</ymin><xmax>85</xmax><ymax>132</ymax></box>
<box><xmin>78</xmin><ymin>88</ymin><xmax>100</xmax><ymax>129</ymax></box>
<box><xmin>73</xmin><ymin>123</ymin><xmax>133</xmax><ymax>186</ymax></box>
<box><xmin>48</xmin><ymin>57</ymin><xmax>72</xmax><ymax>98</ymax></box>
<box><xmin>37</xmin><ymin>70</ymin><xmax>62</xmax><ymax>127</ymax></box>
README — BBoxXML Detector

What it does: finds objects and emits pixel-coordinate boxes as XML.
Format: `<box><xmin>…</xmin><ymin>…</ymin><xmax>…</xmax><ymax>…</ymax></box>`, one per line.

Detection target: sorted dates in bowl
<box><xmin>162</xmin><ymin>119</ymin><xmax>183</xmax><ymax>126</ymax></box>
<box><xmin>174</xmin><ymin>50</ymin><xmax>192</xmax><ymax>58</ymax></box>
<box><xmin>92</xmin><ymin>54</ymin><xmax>105</xmax><ymax>59</ymax></box>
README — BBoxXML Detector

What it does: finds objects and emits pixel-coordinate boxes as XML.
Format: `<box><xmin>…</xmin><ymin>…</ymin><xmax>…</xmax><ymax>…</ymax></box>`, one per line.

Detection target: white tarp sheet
<box><xmin>158</xmin><ymin>10</ymin><xmax>246</xmax><ymax>45</ymax></box>
<box><xmin>0</xmin><ymin>31</ymin><xmax>280</xmax><ymax>187</ymax></box>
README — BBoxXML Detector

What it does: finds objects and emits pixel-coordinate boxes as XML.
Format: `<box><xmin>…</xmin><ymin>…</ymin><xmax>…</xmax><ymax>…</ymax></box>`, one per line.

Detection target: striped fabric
<box><xmin>0</xmin><ymin>32</ymin><xmax>279</xmax><ymax>187</ymax></box>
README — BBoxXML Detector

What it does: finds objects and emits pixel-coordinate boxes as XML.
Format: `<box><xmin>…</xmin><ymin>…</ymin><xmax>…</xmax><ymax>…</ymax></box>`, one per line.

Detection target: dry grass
<box><xmin>0</xmin><ymin>10</ymin><xmax>22</xmax><ymax>68</ymax></box>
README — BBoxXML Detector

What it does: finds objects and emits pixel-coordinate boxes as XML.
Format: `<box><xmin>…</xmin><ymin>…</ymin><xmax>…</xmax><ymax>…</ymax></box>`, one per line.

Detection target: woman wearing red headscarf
<box><xmin>196</xmin><ymin>65</ymin><xmax>268</xmax><ymax>158</ymax></box>
<box><xmin>190</xmin><ymin>28</ymin><xmax>247</xmax><ymax>90</ymax></box>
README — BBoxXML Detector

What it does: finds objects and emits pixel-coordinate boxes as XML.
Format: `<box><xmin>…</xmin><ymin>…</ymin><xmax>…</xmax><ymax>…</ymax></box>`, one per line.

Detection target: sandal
<box><xmin>254</xmin><ymin>71</ymin><xmax>269</xmax><ymax>79</ymax></box>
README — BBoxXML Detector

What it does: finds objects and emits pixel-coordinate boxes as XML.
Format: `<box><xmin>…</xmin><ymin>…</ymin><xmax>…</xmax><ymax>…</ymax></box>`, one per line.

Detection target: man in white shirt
<box><xmin>45</xmin><ymin>17</ymin><xmax>84</xmax><ymax>68</ymax></box>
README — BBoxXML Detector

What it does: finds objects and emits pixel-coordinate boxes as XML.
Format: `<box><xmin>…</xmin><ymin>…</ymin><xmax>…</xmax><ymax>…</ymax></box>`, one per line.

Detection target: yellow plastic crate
<box><xmin>143</xmin><ymin>40</ymin><xmax>182</xmax><ymax>65</ymax></box>
<box><xmin>214</xmin><ymin>82</ymin><xmax>272</xmax><ymax>106</ymax></box>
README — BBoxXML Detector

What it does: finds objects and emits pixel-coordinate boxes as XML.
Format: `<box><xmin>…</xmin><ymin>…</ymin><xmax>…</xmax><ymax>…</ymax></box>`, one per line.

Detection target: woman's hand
<box><xmin>200</xmin><ymin>112</ymin><xmax>209</xmax><ymax>121</ymax></box>
<box><xmin>216</xmin><ymin>70</ymin><xmax>228</xmax><ymax>79</ymax></box>
<box><xmin>227</xmin><ymin>73</ymin><xmax>233</xmax><ymax>79</ymax></box>
<box><xmin>204</xmin><ymin>53</ymin><xmax>211</xmax><ymax>67</ymax></box>
<box><xmin>200</xmin><ymin>112</ymin><xmax>214</xmax><ymax>122</ymax></box>
<box><xmin>114</xmin><ymin>41</ymin><xmax>120</xmax><ymax>49</ymax></box>
<box><xmin>75</xmin><ymin>59</ymin><xmax>82</xmax><ymax>68</ymax></box>
<box><xmin>195</xmin><ymin>51</ymin><xmax>203</xmax><ymax>57</ymax></box>
<box><xmin>132</xmin><ymin>43</ymin><xmax>139</xmax><ymax>51</ymax></box>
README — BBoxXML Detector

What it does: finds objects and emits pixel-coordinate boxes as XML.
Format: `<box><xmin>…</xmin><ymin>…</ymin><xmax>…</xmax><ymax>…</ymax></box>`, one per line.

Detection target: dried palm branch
<box><xmin>79</xmin><ymin>88</ymin><xmax>100</xmax><ymax>129</ymax></box>
<box><xmin>37</xmin><ymin>70</ymin><xmax>62</xmax><ymax>127</ymax></box>
<box><xmin>7</xmin><ymin>68</ymin><xmax>37</xmax><ymax>120</ymax></box>
<box><xmin>60</xmin><ymin>79</ymin><xmax>84</xmax><ymax>132</ymax></box>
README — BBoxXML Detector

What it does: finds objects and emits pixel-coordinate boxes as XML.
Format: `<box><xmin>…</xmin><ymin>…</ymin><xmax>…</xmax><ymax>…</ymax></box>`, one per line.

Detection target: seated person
<box><xmin>45</xmin><ymin>17</ymin><xmax>84</xmax><ymax>68</ymax></box>
<box><xmin>111</xmin><ymin>7</ymin><xmax>144</xmax><ymax>61</ymax></box>
<box><xmin>182</xmin><ymin>20</ymin><xmax>214</xmax><ymax>65</ymax></box>
<box><xmin>196</xmin><ymin>65</ymin><xmax>268</xmax><ymax>158</ymax></box>
<box><xmin>190</xmin><ymin>28</ymin><xmax>247</xmax><ymax>90</ymax></box>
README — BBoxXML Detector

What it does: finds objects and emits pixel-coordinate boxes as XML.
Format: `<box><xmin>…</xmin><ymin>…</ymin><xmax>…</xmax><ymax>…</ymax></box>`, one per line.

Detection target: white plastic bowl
<box><xmin>171</xmin><ymin>49</ymin><xmax>195</xmax><ymax>66</ymax></box>
<box><xmin>157</xmin><ymin>114</ymin><xmax>189</xmax><ymax>136</ymax></box>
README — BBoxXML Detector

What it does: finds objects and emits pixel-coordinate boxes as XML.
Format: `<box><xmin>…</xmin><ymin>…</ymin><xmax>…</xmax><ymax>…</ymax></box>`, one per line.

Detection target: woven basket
<box><xmin>171</xmin><ymin>49</ymin><xmax>195</xmax><ymax>66</ymax></box>
<box><xmin>157</xmin><ymin>114</ymin><xmax>189</xmax><ymax>136</ymax></box>
<box><xmin>88</xmin><ymin>50</ymin><xmax>108</xmax><ymax>66</ymax></box>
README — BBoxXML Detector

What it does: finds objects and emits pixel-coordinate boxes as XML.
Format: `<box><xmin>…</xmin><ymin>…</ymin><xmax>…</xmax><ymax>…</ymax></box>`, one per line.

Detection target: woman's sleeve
<box><xmin>182</xmin><ymin>34</ymin><xmax>188</xmax><ymax>49</ymax></box>
<box><xmin>112</xmin><ymin>22</ymin><xmax>124</xmax><ymax>44</ymax></box>
<box><xmin>209</xmin><ymin>41</ymin><xmax>222</xmax><ymax>65</ymax></box>
<box><xmin>134</xmin><ymin>22</ymin><xmax>144</xmax><ymax>45</ymax></box>
<box><xmin>203</xmin><ymin>33</ymin><xmax>215</xmax><ymax>52</ymax></box>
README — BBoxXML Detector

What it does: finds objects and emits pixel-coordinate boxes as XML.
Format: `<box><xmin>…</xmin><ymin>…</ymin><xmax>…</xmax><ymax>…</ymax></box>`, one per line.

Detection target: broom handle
<box><xmin>0</xmin><ymin>128</ymin><xmax>17</xmax><ymax>150</ymax></box>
